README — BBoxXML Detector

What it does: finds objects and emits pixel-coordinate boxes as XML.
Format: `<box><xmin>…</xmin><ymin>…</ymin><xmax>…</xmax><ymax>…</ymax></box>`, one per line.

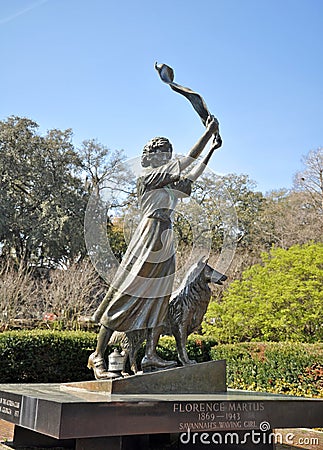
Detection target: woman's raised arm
<box><xmin>186</xmin><ymin>133</ymin><xmax>222</xmax><ymax>182</ymax></box>
<box><xmin>178</xmin><ymin>116</ymin><xmax>219</xmax><ymax>171</ymax></box>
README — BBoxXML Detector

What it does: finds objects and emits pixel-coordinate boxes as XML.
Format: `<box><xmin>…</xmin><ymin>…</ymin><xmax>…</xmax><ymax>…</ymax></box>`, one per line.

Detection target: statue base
<box><xmin>63</xmin><ymin>360</ymin><xmax>226</xmax><ymax>395</ymax></box>
<box><xmin>1</xmin><ymin>359</ymin><xmax>323</xmax><ymax>449</ymax></box>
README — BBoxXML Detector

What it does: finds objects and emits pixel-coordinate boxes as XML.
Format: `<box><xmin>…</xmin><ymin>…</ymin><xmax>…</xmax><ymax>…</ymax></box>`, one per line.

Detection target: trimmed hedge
<box><xmin>210</xmin><ymin>342</ymin><xmax>323</xmax><ymax>398</ymax></box>
<box><xmin>156</xmin><ymin>335</ymin><xmax>218</xmax><ymax>364</ymax></box>
<box><xmin>0</xmin><ymin>331</ymin><xmax>322</xmax><ymax>398</ymax></box>
<box><xmin>0</xmin><ymin>331</ymin><xmax>214</xmax><ymax>383</ymax></box>
<box><xmin>0</xmin><ymin>330</ymin><xmax>97</xmax><ymax>383</ymax></box>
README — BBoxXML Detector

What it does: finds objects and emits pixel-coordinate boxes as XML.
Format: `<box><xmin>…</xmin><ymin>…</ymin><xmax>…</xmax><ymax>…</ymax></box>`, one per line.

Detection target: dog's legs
<box><xmin>141</xmin><ymin>326</ymin><xmax>177</xmax><ymax>372</ymax></box>
<box><xmin>128</xmin><ymin>345</ymin><xmax>137</xmax><ymax>374</ymax></box>
<box><xmin>173</xmin><ymin>326</ymin><xmax>196</xmax><ymax>365</ymax></box>
<box><xmin>124</xmin><ymin>330</ymin><xmax>146</xmax><ymax>374</ymax></box>
<box><xmin>129</xmin><ymin>337</ymin><xmax>145</xmax><ymax>373</ymax></box>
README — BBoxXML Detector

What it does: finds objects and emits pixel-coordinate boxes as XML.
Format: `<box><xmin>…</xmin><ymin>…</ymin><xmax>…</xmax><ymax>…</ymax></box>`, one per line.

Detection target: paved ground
<box><xmin>0</xmin><ymin>420</ymin><xmax>13</xmax><ymax>443</ymax></box>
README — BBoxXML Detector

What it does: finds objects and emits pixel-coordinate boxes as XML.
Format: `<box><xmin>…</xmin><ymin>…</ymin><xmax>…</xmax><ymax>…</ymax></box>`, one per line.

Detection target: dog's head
<box><xmin>199</xmin><ymin>258</ymin><xmax>227</xmax><ymax>285</ymax></box>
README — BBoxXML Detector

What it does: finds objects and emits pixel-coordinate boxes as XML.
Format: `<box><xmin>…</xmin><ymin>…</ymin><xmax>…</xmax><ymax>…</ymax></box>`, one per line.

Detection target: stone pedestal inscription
<box><xmin>172</xmin><ymin>401</ymin><xmax>266</xmax><ymax>432</ymax></box>
<box><xmin>0</xmin><ymin>394</ymin><xmax>21</xmax><ymax>423</ymax></box>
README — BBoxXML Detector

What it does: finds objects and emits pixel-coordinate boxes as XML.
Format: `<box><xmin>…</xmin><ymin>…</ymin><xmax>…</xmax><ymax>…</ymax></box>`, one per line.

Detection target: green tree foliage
<box><xmin>203</xmin><ymin>243</ymin><xmax>323</xmax><ymax>343</ymax></box>
<box><xmin>0</xmin><ymin>116</ymin><xmax>87</xmax><ymax>267</ymax></box>
<box><xmin>106</xmin><ymin>221</ymin><xmax>127</xmax><ymax>262</ymax></box>
<box><xmin>0</xmin><ymin>117</ymin><xmax>132</xmax><ymax>268</ymax></box>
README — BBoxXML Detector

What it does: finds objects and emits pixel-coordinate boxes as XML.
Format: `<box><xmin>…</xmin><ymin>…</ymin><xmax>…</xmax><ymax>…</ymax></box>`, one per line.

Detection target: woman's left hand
<box><xmin>210</xmin><ymin>133</ymin><xmax>222</xmax><ymax>150</ymax></box>
<box><xmin>205</xmin><ymin>115</ymin><xmax>219</xmax><ymax>135</ymax></box>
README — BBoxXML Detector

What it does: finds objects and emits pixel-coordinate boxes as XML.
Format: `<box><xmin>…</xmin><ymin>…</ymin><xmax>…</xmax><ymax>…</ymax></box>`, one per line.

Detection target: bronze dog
<box><xmin>110</xmin><ymin>259</ymin><xmax>227</xmax><ymax>372</ymax></box>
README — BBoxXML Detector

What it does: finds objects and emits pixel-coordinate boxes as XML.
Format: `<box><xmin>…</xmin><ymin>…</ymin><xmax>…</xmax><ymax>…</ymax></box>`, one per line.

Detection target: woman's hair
<box><xmin>141</xmin><ymin>137</ymin><xmax>173</xmax><ymax>167</ymax></box>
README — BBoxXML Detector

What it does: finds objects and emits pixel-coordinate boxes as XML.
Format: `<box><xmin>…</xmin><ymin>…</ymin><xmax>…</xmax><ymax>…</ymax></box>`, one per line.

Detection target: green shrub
<box><xmin>1</xmin><ymin>331</ymin><xmax>322</xmax><ymax>399</ymax></box>
<box><xmin>203</xmin><ymin>243</ymin><xmax>323</xmax><ymax>343</ymax></box>
<box><xmin>0</xmin><ymin>331</ymin><xmax>217</xmax><ymax>382</ymax></box>
<box><xmin>210</xmin><ymin>342</ymin><xmax>323</xmax><ymax>397</ymax></box>
<box><xmin>157</xmin><ymin>335</ymin><xmax>217</xmax><ymax>364</ymax></box>
<box><xmin>0</xmin><ymin>330</ymin><xmax>97</xmax><ymax>383</ymax></box>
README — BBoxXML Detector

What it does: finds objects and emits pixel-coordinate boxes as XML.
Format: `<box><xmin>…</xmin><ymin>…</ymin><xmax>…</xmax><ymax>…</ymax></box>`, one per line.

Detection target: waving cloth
<box><xmin>155</xmin><ymin>62</ymin><xmax>213</xmax><ymax>127</ymax></box>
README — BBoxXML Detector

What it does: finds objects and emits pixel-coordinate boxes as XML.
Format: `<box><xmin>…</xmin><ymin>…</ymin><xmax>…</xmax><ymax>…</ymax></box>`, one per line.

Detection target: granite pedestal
<box><xmin>0</xmin><ymin>361</ymin><xmax>322</xmax><ymax>449</ymax></box>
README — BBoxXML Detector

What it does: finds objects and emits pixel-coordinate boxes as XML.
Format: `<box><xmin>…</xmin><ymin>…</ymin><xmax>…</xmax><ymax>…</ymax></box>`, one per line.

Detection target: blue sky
<box><xmin>1</xmin><ymin>0</ymin><xmax>322</xmax><ymax>193</ymax></box>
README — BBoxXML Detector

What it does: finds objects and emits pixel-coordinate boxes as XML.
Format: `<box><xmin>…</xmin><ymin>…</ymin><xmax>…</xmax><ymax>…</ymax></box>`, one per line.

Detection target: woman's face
<box><xmin>149</xmin><ymin>146</ymin><xmax>172</xmax><ymax>168</ymax></box>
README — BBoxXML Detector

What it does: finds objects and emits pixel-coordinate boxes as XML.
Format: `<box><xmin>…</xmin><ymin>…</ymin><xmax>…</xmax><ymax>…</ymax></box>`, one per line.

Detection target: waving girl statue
<box><xmin>88</xmin><ymin>64</ymin><xmax>222</xmax><ymax>378</ymax></box>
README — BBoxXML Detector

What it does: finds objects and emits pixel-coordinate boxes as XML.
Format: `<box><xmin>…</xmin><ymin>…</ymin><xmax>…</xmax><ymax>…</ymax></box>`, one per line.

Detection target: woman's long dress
<box><xmin>92</xmin><ymin>159</ymin><xmax>191</xmax><ymax>331</ymax></box>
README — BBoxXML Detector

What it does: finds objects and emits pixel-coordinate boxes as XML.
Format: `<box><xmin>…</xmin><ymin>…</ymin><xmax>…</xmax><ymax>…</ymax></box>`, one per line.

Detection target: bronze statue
<box><xmin>110</xmin><ymin>259</ymin><xmax>227</xmax><ymax>373</ymax></box>
<box><xmin>88</xmin><ymin>64</ymin><xmax>222</xmax><ymax>379</ymax></box>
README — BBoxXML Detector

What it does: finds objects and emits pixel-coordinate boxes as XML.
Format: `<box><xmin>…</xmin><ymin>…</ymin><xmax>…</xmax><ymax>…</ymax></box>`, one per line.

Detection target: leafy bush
<box><xmin>0</xmin><ymin>331</ymin><xmax>216</xmax><ymax>383</ymax></box>
<box><xmin>1</xmin><ymin>331</ymin><xmax>322</xmax><ymax>399</ymax></box>
<box><xmin>211</xmin><ymin>342</ymin><xmax>323</xmax><ymax>397</ymax></box>
<box><xmin>157</xmin><ymin>335</ymin><xmax>217</xmax><ymax>363</ymax></box>
<box><xmin>0</xmin><ymin>330</ymin><xmax>97</xmax><ymax>383</ymax></box>
<box><xmin>203</xmin><ymin>243</ymin><xmax>323</xmax><ymax>343</ymax></box>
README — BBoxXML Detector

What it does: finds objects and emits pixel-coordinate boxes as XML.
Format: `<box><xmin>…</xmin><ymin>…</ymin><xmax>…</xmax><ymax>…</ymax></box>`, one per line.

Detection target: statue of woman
<box><xmin>88</xmin><ymin>116</ymin><xmax>221</xmax><ymax>378</ymax></box>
